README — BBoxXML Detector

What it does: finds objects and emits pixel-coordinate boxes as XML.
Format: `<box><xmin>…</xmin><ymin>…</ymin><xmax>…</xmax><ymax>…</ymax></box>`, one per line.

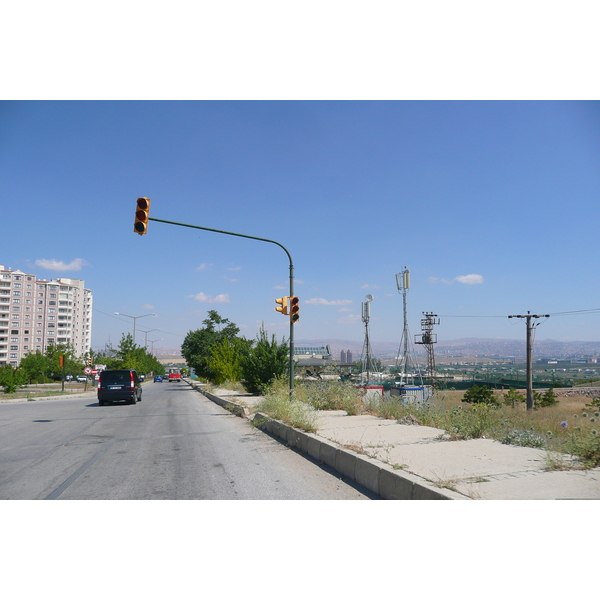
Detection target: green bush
<box><xmin>0</xmin><ymin>365</ymin><xmax>28</xmax><ymax>394</ymax></box>
<box><xmin>534</xmin><ymin>387</ymin><xmax>558</xmax><ymax>408</ymax></box>
<box><xmin>462</xmin><ymin>385</ymin><xmax>499</xmax><ymax>406</ymax></box>
<box><xmin>240</xmin><ymin>326</ymin><xmax>288</xmax><ymax>395</ymax></box>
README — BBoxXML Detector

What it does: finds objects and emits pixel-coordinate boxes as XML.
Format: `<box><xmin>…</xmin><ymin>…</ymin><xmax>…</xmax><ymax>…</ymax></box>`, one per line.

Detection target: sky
<box><xmin>2</xmin><ymin>100</ymin><xmax>599</xmax><ymax>351</ymax></box>
<box><xmin>2</xmin><ymin>0</ymin><xmax>598</xmax><ymax>574</ymax></box>
<box><xmin>2</xmin><ymin>3</ymin><xmax>600</xmax><ymax>354</ymax></box>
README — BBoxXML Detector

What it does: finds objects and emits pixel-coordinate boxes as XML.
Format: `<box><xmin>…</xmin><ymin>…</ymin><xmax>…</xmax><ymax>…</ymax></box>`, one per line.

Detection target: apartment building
<box><xmin>0</xmin><ymin>264</ymin><xmax>93</xmax><ymax>367</ymax></box>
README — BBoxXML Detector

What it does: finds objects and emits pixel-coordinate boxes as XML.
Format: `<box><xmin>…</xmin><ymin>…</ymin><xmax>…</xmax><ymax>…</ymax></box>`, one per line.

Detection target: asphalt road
<box><xmin>0</xmin><ymin>381</ymin><xmax>376</xmax><ymax>500</ymax></box>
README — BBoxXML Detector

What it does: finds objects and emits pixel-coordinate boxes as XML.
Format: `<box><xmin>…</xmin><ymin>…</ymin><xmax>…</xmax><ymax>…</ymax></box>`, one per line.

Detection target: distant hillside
<box><xmin>297</xmin><ymin>338</ymin><xmax>600</xmax><ymax>359</ymax></box>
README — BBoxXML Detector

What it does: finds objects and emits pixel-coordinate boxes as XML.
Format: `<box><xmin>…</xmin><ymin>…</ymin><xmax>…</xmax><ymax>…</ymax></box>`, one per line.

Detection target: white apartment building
<box><xmin>0</xmin><ymin>264</ymin><xmax>93</xmax><ymax>367</ymax></box>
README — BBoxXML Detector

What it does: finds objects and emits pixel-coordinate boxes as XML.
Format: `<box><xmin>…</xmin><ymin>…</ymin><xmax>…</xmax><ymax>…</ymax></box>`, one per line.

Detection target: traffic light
<box><xmin>289</xmin><ymin>296</ymin><xmax>299</xmax><ymax>323</ymax></box>
<box><xmin>275</xmin><ymin>296</ymin><xmax>289</xmax><ymax>315</ymax></box>
<box><xmin>134</xmin><ymin>197</ymin><xmax>151</xmax><ymax>235</ymax></box>
<box><xmin>88</xmin><ymin>356</ymin><xmax>93</xmax><ymax>366</ymax></box>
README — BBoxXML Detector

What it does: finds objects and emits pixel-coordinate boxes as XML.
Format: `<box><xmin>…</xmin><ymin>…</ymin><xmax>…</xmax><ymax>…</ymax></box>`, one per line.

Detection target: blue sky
<box><xmin>1</xmin><ymin>100</ymin><xmax>599</xmax><ymax>350</ymax></box>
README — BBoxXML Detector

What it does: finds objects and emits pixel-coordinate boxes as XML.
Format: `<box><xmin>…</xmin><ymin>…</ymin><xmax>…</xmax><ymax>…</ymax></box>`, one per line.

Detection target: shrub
<box><xmin>534</xmin><ymin>387</ymin><xmax>558</xmax><ymax>408</ymax></box>
<box><xmin>462</xmin><ymin>385</ymin><xmax>499</xmax><ymax>406</ymax></box>
<box><xmin>255</xmin><ymin>378</ymin><xmax>317</xmax><ymax>432</ymax></box>
<box><xmin>301</xmin><ymin>380</ymin><xmax>362</xmax><ymax>415</ymax></box>
<box><xmin>565</xmin><ymin>431</ymin><xmax>600</xmax><ymax>468</ymax></box>
<box><xmin>501</xmin><ymin>428</ymin><xmax>546</xmax><ymax>448</ymax></box>
<box><xmin>439</xmin><ymin>404</ymin><xmax>504</xmax><ymax>440</ymax></box>
<box><xmin>240</xmin><ymin>326</ymin><xmax>288</xmax><ymax>395</ymax></box>
<box><xmin>503</xmin><ymin>387</ymin><xmax>524</xmax><ymax>407</ymax></box>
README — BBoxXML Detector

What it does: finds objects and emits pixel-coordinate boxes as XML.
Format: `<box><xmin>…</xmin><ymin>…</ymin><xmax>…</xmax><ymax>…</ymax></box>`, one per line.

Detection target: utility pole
<box><xmin>508</xmin><ymin>312</ymin><xmax>550</xmax><ymax>410</ymax></box>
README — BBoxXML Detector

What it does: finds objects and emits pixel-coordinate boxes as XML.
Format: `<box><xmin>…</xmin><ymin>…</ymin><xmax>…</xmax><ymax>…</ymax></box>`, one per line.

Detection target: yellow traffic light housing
<box><xmin>275</xmin><ymin>296</ymin><xmax>289</xmax><ymax>315</ymax></box>
<box><xmin>134</xmin><ymin>197</ymin><xmax>151</xmax><ymax>235</ymax></box>
<box><xmin>289</xmin><ymin>296</ymin><xmax>299</xmax><ymax>323</ymax></box>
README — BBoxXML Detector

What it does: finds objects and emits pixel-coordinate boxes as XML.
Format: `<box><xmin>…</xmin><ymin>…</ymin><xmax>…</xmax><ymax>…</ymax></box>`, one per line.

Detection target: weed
<box><xmin>254</xmin><ymin>378</ymin><xmax>318</xmax><ymax>432</ymax></box>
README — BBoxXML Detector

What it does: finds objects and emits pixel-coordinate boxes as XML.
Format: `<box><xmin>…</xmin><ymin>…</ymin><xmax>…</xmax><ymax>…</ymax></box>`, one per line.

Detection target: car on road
<box><xmin>76</xmin><ymin>375</ymin><xmax>87</xmax><ymax>383</ymax></box>
<box><xmin>154</xmin><ymin>375</ymin><xmax>163</xmax><ymax>382</ymax></box>
<box><xmin>98</xmin><ymin>369</ymin><xmax>142</xmax><ymax>406</ymax></box>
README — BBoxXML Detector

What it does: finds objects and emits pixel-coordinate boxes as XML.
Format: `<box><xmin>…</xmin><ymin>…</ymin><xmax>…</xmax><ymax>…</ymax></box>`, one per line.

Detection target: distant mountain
<box><xmin>297</xmin><ymin>338</ymin><xmax>600</xmax><ymax>359</ymax></box>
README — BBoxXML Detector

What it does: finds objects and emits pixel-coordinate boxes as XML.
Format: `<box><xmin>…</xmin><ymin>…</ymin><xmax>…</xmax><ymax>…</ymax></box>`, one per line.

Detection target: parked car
<box><xmin>98</xmin><ymin>369</ymin><xmax>142</xmax><ymax>406</ymax></box>
<box><xmin>154</xmin><ymin>375</ymin><xmax>163</xmax><ymax>382</ymax></box>
<box><xmin>76</xmin><ymin>375</ymin><xmax>87</xmax><ymax>383</ymax></box>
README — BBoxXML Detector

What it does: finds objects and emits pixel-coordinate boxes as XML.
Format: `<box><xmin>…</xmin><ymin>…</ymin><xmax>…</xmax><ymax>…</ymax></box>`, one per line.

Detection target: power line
<box><xmin>438</xmin><ymin>308</ymin><xmax>600</xmax><ymax>319</ymax></box>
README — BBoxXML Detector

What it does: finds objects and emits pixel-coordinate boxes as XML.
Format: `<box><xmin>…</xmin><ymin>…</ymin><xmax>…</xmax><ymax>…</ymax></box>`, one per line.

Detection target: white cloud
<box><xmin>227</xmin><ymin>266</ymin><xmax>241</xmax><ymax>271</ymax></box>
<box><xmin>142</xmin><ymin>304</ymin><xmax>154</xmax><ymax>309</ymax></box>
<box><xmin>306</xmin><ymin>298</ymin><xmax>353</xmax><ymax>306</ymax></box>
<box><xmin>35</xmin><ymin>258</ymin><xmax>87</xmax><ymax>271</ymax></box>
<box><xmin>361</xmin><ymin>284</ymin><xmax>379</xmax><ymax>289</ymax></box>
<box><xmin>338</xmin><ymin>313</ymin><xmax>361</xmax><ymax>324</ymax></box>
<box><xmin>189</xmin><ymin>292</ymin><xmax>230</xmax><ymax>303</ymax></box>
<box><xmin>429</xmin><ymin>274</ymin><xmax>484</xmax><ymax>285</ymax></box>
<box><xmin>197</xmin><ymin>263</ymin><xmax>212</xmax><ymax>271</ymax></box>
<box><xmin>455</xmin><ymin>274</ymin><xmax>484</xmax><ymax>285</ymax></box>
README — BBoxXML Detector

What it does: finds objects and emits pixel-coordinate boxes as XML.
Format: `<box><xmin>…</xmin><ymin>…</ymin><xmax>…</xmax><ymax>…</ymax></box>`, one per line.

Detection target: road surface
<box><xmin>0</xmin><ymin>381</ymin><xmax>376</xmax><ymax>500</ymax></box>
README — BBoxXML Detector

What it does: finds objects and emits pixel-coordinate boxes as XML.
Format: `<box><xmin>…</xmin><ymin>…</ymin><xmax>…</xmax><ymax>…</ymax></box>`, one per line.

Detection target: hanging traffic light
<box><xmin>289</xmin><ymin>296</ymin><xmax>299</xmax><ymax>323</ymax></box>
<box><xmin>134</xmin><ymin>197</ymin><xmax>151</xmax><ymax>235</ymax></box>
<box><xmin>275</xmin><ymin>296</ymin><xmax>289</xmax><ymax>315</ymax></box>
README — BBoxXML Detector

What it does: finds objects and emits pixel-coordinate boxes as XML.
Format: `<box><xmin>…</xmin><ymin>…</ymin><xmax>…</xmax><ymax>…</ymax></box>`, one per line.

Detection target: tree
<box><xmin>206</xmin><ymin>337</ymin><xmax>251</xmax><ymax>385</ymax></box>
<box><xmin>533</xmin><ymin>387</ymin><xmax>558</xmax><ymax>408</ymax></box>
<box><xmin>0</xmin><ymin>365</ymin><xmax>28</xmax><ymax>394</ymax></box>
<box><xmin>181</xmin><ymin>311</ymin><xmax>240</xmax><ymax>380</ymax></box>
<box><xmin>239</xmin><ymin>325</ymin><xmax>288</xmax><ymax>395</ymax></box>
<box><xmin>462</xmin><ymin>385</ymin><xmax>499</xmax><ymax>406</ymax></box>
<box><xmin>114</xmin><ymin>333</ymin><xmax>163</xmax><ymax>375</ymax></box>
<box><xmin>502</xmin><ymin>386</ymin><xmax>524</xmax><ymax>408</ymax></box>
<box><xmin>19</xmin><ymin>350</ymin><xmax>49</xmax><ymax>383</ymax></box>
<box><xmin>44</xmin><ymin>342</ymin><xmax>81</xmax><ymax>380</ymax></box>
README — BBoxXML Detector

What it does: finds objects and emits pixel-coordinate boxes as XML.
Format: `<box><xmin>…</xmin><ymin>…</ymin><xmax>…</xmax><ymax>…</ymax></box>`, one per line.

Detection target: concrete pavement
<box><xmin>190</xmin><ymin>380</ymin><xmax>600</xmax><ymax>500</ymax></box>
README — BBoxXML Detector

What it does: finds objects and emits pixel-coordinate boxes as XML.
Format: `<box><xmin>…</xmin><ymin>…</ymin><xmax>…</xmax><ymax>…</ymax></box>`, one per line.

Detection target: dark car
<box><xmin>98</xmin><ymin>369</ymin><xmax>142</xmax><ymax>406</ymax></box>
<box><xmin>154</xmin><ymin>375</ymin><xmax>163</xmax><ymax>382</ymax></box>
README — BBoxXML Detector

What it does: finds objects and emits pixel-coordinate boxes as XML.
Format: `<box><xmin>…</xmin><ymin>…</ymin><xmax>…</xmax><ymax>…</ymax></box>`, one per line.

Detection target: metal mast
<box><xmin>395</xmin><ymin>268</ymin><xmax>415</xmax><ymax>383</ymax></box>
<box><xmin>415</xmin><ymin>312</ymin><xmax>439</xmax><ymax>381</ymax></box>
<box><xmin>361</xmin><ymin>294</ymin><xmax>374</xmax><ymax>386</ymax></box>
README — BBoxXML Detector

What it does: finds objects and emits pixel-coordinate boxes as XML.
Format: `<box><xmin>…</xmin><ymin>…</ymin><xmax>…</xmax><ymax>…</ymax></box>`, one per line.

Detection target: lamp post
<box><xmin>114</xmin><ymin>312</ymin><xmax>156</xmax><ymax>345</ymax></box>
<box><xmin>140</xmin><ymin>328</ymin><xmax>160</xmax><ymax>348</ymax></box>
<box><xmin>148</xmin><ymin>339</ymin><xmax>162</xmax><ymax>356</ymax></box>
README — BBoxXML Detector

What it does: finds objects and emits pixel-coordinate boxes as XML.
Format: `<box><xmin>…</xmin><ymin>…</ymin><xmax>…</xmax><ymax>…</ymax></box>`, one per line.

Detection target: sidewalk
<box><xmin>190</xmin><ymin>381</ymin><xmax>600</xmax><ymax>500</ymax></box>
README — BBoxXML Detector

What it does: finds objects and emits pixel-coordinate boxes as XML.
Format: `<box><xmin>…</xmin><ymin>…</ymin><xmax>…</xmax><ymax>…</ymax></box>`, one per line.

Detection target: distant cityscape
<box><xmin>146</xmin><ymin>338</ymin><xmax>600</xmax><ymax>364</ymax></box>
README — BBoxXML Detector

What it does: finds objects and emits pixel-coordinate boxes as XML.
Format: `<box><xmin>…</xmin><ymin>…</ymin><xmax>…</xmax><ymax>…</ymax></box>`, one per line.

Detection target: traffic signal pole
<box><xmin>147</xmin><ymin>216</ymin><xmax>296</xmax><ymax>396</ymax></box>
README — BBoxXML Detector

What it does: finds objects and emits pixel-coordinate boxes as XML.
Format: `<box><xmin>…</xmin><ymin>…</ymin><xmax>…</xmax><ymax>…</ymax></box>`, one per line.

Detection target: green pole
<box><xmin>148</xmin><ymin>216</ymin><xmax>295</xmax><ymax>396</ymax></box>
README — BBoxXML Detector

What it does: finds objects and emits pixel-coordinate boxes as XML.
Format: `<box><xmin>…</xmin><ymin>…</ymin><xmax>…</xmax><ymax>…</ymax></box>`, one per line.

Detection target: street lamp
<box><xmin>148</xmin><ymin>339</ymin><xmax>163</xmax><ymax>355</ymax></box>
<box><xmin>139</xmin><ymin>328</ymin><xmax>160</xmax><ymax>348</ymax></box>
<box><xmin>114</xmin><ymin>312</ymin><xmax>156</xmax><ymax>345</ymax></box>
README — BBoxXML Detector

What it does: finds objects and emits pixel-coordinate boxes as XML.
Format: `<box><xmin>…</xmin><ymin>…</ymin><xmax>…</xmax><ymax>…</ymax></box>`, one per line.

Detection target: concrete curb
<box><xmin>186</xmin><ymin>379</ymin><xmax>468</xmax><ymax>500</ymax></box>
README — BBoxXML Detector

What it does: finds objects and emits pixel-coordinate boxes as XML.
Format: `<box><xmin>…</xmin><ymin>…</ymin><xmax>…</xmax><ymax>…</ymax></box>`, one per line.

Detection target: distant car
<box><xmin>98</xmin><ymin>369</ymin><xmax>142</xmax><ymax>406</ymax></box>
<box><xmin>154</xmin><ymin>375</ymin><xmax>163</xmax><ymax>382</ymax></box>
<box><xmin>76</xmin><ymin>375</ymin><xmax>87</xmax><ymax>382</ymax></box>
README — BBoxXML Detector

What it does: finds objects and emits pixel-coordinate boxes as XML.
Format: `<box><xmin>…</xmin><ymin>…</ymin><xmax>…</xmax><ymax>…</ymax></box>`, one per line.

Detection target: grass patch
<box><xmin>367</xmin><ymin>389</ymin><xmax>600</xmax><ymax>468</ymax></box>
<box><xmin>254</xmin><ymin>378</ymin><xmax>318</xmax><ymax>432</ymax></box>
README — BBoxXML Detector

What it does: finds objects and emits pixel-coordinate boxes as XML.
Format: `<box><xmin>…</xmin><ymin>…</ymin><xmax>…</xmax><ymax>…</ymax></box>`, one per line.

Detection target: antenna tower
<box><xmin>415</xmin><ymin>312</ymin><xmax>439</xmax><ymax>381</ymax></box>
<box><xmin>360</xmin><ymin>294</ymin><xmax>375</xmax><ymax>386</ymax></box>
<box><xmin>395</xmin><ymin>268</ymin><xmax>420</xmax><ymax>384</ymax></box>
